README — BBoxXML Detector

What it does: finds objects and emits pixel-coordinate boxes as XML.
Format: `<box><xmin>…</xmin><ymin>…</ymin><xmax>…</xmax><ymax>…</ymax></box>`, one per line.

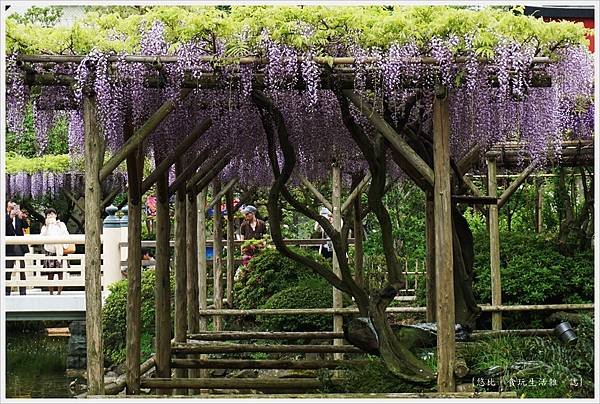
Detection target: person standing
<box><xmin>239</xmin><ymin>205</ymin><xmax>267</xmax><ymax>241</ymax></box>
<box><xmin>5</xmin><ymin>201</ymin><xmax>29</xmax><ymax>295</ymax></box>
<box><xmin>40</xmin><ymin>208</ymin><xmax>70</xmax><ymax>295</ymax></box>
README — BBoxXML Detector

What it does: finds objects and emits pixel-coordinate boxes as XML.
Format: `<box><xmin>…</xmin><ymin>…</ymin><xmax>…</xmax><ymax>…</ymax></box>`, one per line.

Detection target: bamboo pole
<box><xmin>171</xmin><ymin>343</ymin><xmax>363</xmax><ymax>354</ymax></box>
<box><xmin>225</xmin><ymin>188</ymin><xmax>235</xmax><ymax>307</ymax></box>
<box><xmin>125</xmin><ymin>120</ymin><xmax>143</xmax><ymax>395</ymax></box>
<box><xmin>99</xmin><ymin>89</ymin><xmax>191</xmax><ymax>181</ymax></box>
<box><xmin>154</xmin><ymin>173</ymin><xmax>171</xmax><ymax>394</ymax></box>
<box><xmin>173</xmin><ymin>160</ymin><xmax>188</xmax><ymax>395</ymax></box>
<box><xmin>433</xmin><ymin>87</ymin><xmax>455</xmax><ymax>393</ymax></box>
<box><xmin>171</xmin><ymin>359</ymin><xmax>369</xmax><ymax>370</ymax></box>
<box><xmin>331</xmin><ymin>164</ymin><xmax>344</xmax><ymax>363</ymax></box>
<box><xmin>83</xmin><ymin>93</ymin><xmax>105</xmax><ymax>395</ymax></box>
<box><xmin>186</xmin><ymin>190</ymin><xmax>200</xmax><ymax>391</ymax></box>
<box><xmin>487</xmin><ymin>154</ymin><xmax>502</xmax><ymax>331</ymax></box>
<box><xmin>212</xmin><ymin>180</ymin><xmax>224</xmax><ymax>331</ymax></box>
<box><xmin>298</xmin><ymin>174</ymin><xmax>333</xmax><ymax>212</ymax></box>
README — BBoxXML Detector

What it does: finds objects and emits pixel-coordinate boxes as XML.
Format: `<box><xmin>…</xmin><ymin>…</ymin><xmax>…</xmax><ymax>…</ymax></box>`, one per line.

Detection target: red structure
<box><xmin>524</xmin><ymin>6</ymin><xmax>595</xmax><ymax>53</ymax></box>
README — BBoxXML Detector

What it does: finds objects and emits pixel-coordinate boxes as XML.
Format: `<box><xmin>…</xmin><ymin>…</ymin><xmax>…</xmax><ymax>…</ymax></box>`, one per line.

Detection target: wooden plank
<box><xmin>125</xmin><ymin>118</ymin><xmax>143</xmax><ymax>395</ymax></box>
<box><xmin>487</xmin><ymin>155</ymin><xmax>502</xmax><ymax>331</ymax></box>
<box><xmin>171</xmin><ymin>359</ymin><xmax>369</xmax><ymax>370</ymax></box>
<box><xmin>226</xmin><ymin>188</ymin><xmax>235</xmax><ymax>307</ymax></box>
<box><xmin>83</xmin><ymin>94</ymin><xmax>105</xmax><ymax>396</ymax></box>
<box><xmin>154</xmin><ymin>173</ymin><xmax>171</xmax><ymax>392</ymax></box>
<box><xmin>212</xmin><ymin>180</ymin><xmax>223</xmax><ymax>331</ymax></box>
<box><xmin>99</xmin><ymin>88</ymin><xmax>191</xmax><ymax>181</ymax></box>
<box><xmin>433</xmin><ymin>89</ymin><xmax>455</xmax><ymax>393</ymax></box>
<box><xmin>171</xmin><ymin>343</ymin><xmax>363</xmax><ymax>354</ymax></box>
<box><xmin>187</xmin><ymin>331</ymin><xmax>343</xmax><ymax>340</ymax></box>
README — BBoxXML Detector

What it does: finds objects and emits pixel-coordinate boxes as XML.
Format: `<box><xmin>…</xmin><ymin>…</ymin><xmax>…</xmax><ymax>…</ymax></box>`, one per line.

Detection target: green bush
<box><xmin>233</xmin><ymin>247</ymin><xmax>329</xmax><ymax>310</ymax></box>
<box><xmin>257</xmin><ymin>277</ymin><xmax>339</xmax><ymax>332</ymax></box>
<box><xmin>102</xmin><ymin>269</ymin><xmax>174</xmax><ymax>364</ymax></box>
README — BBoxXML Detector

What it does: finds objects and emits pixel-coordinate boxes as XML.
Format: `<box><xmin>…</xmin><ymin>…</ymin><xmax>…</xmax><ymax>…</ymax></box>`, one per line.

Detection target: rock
<box><xmin>105</xmin><ymin>371</ymin><xmax>118</xmax><ymax>379</ymax></box>
<box><xmin>343</xmin><ymin>317</ymin><xmax>380</xmax><ymax>355</ymax></box>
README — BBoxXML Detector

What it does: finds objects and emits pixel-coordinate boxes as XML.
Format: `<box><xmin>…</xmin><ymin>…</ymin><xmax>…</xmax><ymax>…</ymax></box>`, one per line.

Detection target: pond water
<box><xmin>5</xmin><ymin>332</ymin><xmax>75</xmax><ymax>398</ymax></box>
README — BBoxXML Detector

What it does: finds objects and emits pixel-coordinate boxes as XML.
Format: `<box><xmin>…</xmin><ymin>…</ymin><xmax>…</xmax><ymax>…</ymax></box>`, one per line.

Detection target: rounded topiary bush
<box><xmin>102</xmin><ymin>269</ymin><xmax>174</xmax><ymax>364</ymax></box>
<box><xmin>258</xmin><ymin>277</ymin><xmax>347</xmax><ymax>332</ymax></box>
<box><xmin>233</xmin><ymin>247</ymin><xmax>329</xmax><ymax>310</ymax></box>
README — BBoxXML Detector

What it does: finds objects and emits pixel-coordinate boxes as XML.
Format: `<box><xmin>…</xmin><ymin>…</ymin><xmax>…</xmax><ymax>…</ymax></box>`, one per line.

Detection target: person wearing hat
<box><xmin>240</xmin><ymin>205</ymin><xmax>267</xmax><ymax>241</ymax></box>
<box><xmin>314</xmin><ymin>207</ymin><xmax>334</xmax><ymax>258</ymax></box>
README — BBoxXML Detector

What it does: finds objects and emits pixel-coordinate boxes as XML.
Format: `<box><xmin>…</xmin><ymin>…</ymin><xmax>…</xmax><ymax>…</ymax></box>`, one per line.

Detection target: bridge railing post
<box><xmin>102</xmin><ymin>205</ymin><xmax>122</xmax><ymax>288</ymax></box>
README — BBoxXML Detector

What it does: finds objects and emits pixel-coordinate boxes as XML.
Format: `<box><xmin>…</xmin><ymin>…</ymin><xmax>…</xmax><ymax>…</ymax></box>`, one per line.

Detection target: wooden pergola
<box><xmin>11</xmin><ymin>53</ymin><xmax>592</xmax><ymax>396</ymax></box>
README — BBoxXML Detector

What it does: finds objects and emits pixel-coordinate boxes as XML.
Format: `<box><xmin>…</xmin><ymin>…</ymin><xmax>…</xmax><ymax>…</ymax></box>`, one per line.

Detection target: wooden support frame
<box><xmin>83</xmin><ymin>94</ymin><xmax>105</xmax><ymax>395</ymax></box>
<box><xmin>125</xmin><ymin>118</ymin><xmax>143</xmax><ymax>395</ymax></box>
<box><xmin>185</xmin><ymin>188</ymin><xmax>200</xmax><ymax>390</ymax></box>
<box><xmin>331</xmin><ymin>165</ymin><xmax>344</xmax><ymax>364</ymax></box>
<box><xmin>99</xmin><ymin>88</ymin><xmax>192</xmax><ymax>182</ymax></box>
<box><xmin>341</xmin><ymin>173</ymin><xmax>371</xmax><ymax>213</ymax></box>
<box><xmin>425</xmin><ymin>191</ymin><xmax>436</xmax><ymax>322</ymax></box>
<box><xmin>343</xmin><ymin>90</ymin><xmax>434</xmax><ymax>187</ymax></box>
<box><xmin>167</xmin><ymin>149</ymin><xmax>212</xmax><ymax>196</ymax></box>
<box><xmin>207</xmin><ymin>178</ymin><xmax>238</xmax><ymax>211</ymax></box>
<box><xmin>173</xmin><ymin>159</ymin><xmax>188</xmax><ymax>395</ymax></box>
<box><xmin>226</xmin><ymin>188</ymin><xmax>236</xmax><ymax>307</ymax></box>
<box><xmin>433</xmin><ymin>88</ymin><xmax>455</xmax><ymax>393</ymax></box>
<box><xmin>197</xmin><ymin>188</ymin><xmax>208</xmax><ymax>332</ymax></box>
<box><xmin>212</xmin><ymin>180</ymin><xmax>224</xmax><ymax>331</ymax></box>
<box><xmin>497</xmin><ymin>162</ymin><xmax>537</xmax><ymax>209</ymax></box>
<box><xmin>298</xmin><ymin>174</ymin><xmax>333</xmax><ymax>212</ymax></box>
<box><xmin>487</xmin><ymin>154</ymin><xmax>502</xmax><ymax>331</ymax></box>
<box><xmin>185</xmin><ymin>149</ymin><xmax>231</xmax><ymax>194</ymax></box>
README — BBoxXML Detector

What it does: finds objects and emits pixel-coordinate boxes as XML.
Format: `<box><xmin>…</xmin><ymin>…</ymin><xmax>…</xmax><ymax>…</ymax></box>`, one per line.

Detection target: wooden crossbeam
<box><xmin>206</xmin><ymin>178</ymin><xmax>238</xmax><ymax>209</ymax></box>
<box><xmin>341</xmin><ymin>173</ymin><xmax>371</xmax><ymax>213</ymax></box>
<box><xmin>297</xmin><ymin>174</ymin><xmax>332</xmax><ymax>212</ymax></box>
<box><xmin>99</xmin><ymin>88</ymin><xmax>192</xmax><ymax>182</ymax></box>
<box><xmin>497</xmin><ymin>162</ymin><xmax>537</xmax><ymax>209</ymax></box>
<box><xmin>166</xmin><ymin>149</ymin><xmax>212</xmax><ymax>196</ymax></box>
<box><xmin>452</xmin><ymin>195</ymin><xmax>498</xmax><ymax>205</ymax></box>
<box><xmin>187</xmin><ymin>153</ymin><xmax>232</xmax><ymax>195</ymax></box>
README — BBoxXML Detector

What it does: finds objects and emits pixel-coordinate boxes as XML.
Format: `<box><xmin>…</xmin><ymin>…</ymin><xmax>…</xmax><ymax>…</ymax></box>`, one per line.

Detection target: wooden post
<box><xmin>226</xmin><ymin>188</ymin><xmax>235</xmax><ymax>307</ymax></box>
<box><xmin>353</xmin><ymin>186</ymin><xmax>364</xmax><ymax>288</ymax></box>
<box><xmin>197</xmin><ymin>188</ymin><xmax>208</xmax><ymax>331</ymax></box>
<box><xmin>535</xmin><ymin>179</ymin><xmax>544</xmax><ymax>233</ymax></box>
<box><xmin>196</xmin><ymin>188</ymin><xmax>209</xmax><ymax>380</ymax></box>
<box><xmin>331</xmin><ymin>164</ymin><xmax>343</xmax><ymax>362</ymax></box>
<box><xmin>125</xmin><ymin>120</ymin><xmax>143</xmax><ymax>395</ymax></box>
<box><xmin>487</xmin><ymin>154</ymin><xmax>502</xmax><ymax>331</ymax></box>
<box><xmin>154</xmin><ymin>173</ymin><xmax>171</xmax><ymax>394</ymax></box>
<box><xmin>212</xmin><ymin>180</ymin><xmax>223</xmax><ymax>331</ymax></box>
<box><xmin>425</xmin><ymin>190</ymin><xmax>436</xmax><ymax>322</ymax></box>
<box><xmin>174</xmin><ymin>160</ymin><xmax>188</xmax><ymax>395</ymax></box>
<box><xmin>433</xmin><ymin>88</ymin><xmax>455</xmax><ymax>393</ymax></box>
<box><xmin>83</xmin><ymin>94</ymin><xmax>105</xmax><ymax>395</ymax></box>
<box><xmin>186</xmin><ymin>190</ymin><xmax>200</xmax><ymax>390</ymax></box>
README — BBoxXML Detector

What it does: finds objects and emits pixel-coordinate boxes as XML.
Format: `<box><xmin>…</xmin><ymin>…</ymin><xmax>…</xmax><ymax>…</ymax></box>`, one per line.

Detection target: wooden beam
<box><xmin>185</xmin><ymin>149</ymin><xmax>231</xmax><ymax>194</ymax></box>
<box><xmin>341</xmin><ymin>173</ymin><xmax>371</xmax><ymax>213</ymax></box>
<box><xmin>352</xmin><ymin>175</ymin><xmax>364</xmax><ymax>288</ymax></box>
<box><xmin>185</xmin><ymin>189</ymin><xmax>200</xmax><ymax>390</ymax></box>
<box><xmin>457</xmin><ymin>145</ymin><xmax>481</xmax><ymax>175</ymax></box>
<box><xmin>233</xmin><ymin>186</ymin><xmax>257</xmax><ymax>211</ymax></box>
<box><xmin>425</xmin><ymin>191</ymin><xmax>436</xmax><ymax>322</ymax></box>
<box><xmin>298</xmin><ymin>174</ymin><xmax>332</xmax><ymax>212</ymax></box>
<box><xmin>83</xmin><ymin>94</ymin><xmax>105</xmax><ymax>395</ymax></box>
<box><xmin>101</xmin><ymin>187</ymin><xmax>121</xmax><ymax>209</ymax></box>
<box><xmin>99</xmin><ymin>88</ymin><xmax>192</xmax><ymax>182</ymax></box>
<box><xmin>487</xmin><ymin>155</ymin><xmax>502</xmax><ymax>331</ymax></box>
<box><xmin>212</xmin><ymin>180</ymin><xmax>224</xmax><ymax>331</ymax></box>
<box><xmin>461</xmin><ymin>175</ymin><xmax>483</xmax><ymax>197</ymax></box>
<box><xmin>497</xmin><ymin>162</ymin><xmax>537</xmax><ymax>209</ymax></box>
<box><xmin>171</xmin><ymin>343</ymin><xmax>362</xmax><ymax>354</ymax></box>
<box><xmin>451</xmin><ymin>195</ymin><xmax>498</xmax><ymax>205</ymax></box>
<box><xmin>173</xmin><ymin>159</ymin><xmax>188</xmax><ymax>395</ymax></box>
<box><xmin>433</xmin><ymin>88</ymin><xmax>455</xmax><ymax>393</ymax></box>
<box><xmin>188</xmin><ymin>331</ymin><xmax>343</xmax><ymax>340</ymax></box>
<box><xmin>331</xmin><ymin>165</ymin><xmax>344</xmax><ymax>364</ymax></box>
<box><xmin>62</xmin><ymin>189</ymin><xmax>85</xmax><ymax>214</ymax></box>
<box><xmin>344</xmin><ymin>90</ymin><xmax>434</xmax><ymax>186</ymax></box>
<box><xmin>171</xmin><ymin>359</ymin><xmax>369</xmax><ymax>370</ymax></box>
<box><xmin>197</xmin><ymin>188</ymin><xmax>208</xmax><ymax>332</ymax></box>
<box><xmin>141</xmin><ymin>377</ymin><xmax>332</xmax><ymax>391</ymax></box>
<box><xmin>226</xmin><ymin>188</ymin><xmax>235</xmax><ymax>307</ymax></box>
<box><xmin>154</xmin><ymin>173</ymin><xmax>171</xmax><ymax>394</ymax></box>
<box><xmin>125</xmin><ymin>119</ymin><xmax>143</xmax><ymax>395</ymax></box>
<box><xmin>207</xmin><ymin>178</ymin><xmax>238</xmax><ymax>211</ymax></box>
<box><xmin>167</xmin><ymin>148</ymin><xmax>212</xmax><ymax>196</ymax></box>
<box><xmin>140</xmin><ymin>119</ymin><xmax>212</xmax><ymax>193</ymax></box>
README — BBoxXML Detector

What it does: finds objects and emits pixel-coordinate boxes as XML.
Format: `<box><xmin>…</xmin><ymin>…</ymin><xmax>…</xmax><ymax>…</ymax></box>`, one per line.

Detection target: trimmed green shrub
<box><xmin>102</xmin><ymin>269</ymin><xmax>174</xmax><ymax>364</ymax></box>
<box><xmin>257</xmin><ymin>277</ymin><xmax>337</xmax><ymax>332</ymax></box>
<box><xmin>233</xmin><ymin>247</ymin><xmax>329</xmax><ymax>310</ymax></box>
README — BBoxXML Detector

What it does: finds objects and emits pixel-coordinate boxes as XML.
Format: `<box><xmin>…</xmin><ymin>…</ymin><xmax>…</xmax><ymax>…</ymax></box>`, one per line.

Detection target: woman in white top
<box><xmin>40</xmin><ymin>208</ymin><xmax>70</xmax><ymax>295</ymax></box>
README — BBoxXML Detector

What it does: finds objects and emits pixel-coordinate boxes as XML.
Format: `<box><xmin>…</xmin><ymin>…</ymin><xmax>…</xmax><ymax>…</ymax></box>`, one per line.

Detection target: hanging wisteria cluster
<box><xmin>5</xmin><ymin>15</ymin><xmax>595</xmax><ymax>194</ymax></box>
